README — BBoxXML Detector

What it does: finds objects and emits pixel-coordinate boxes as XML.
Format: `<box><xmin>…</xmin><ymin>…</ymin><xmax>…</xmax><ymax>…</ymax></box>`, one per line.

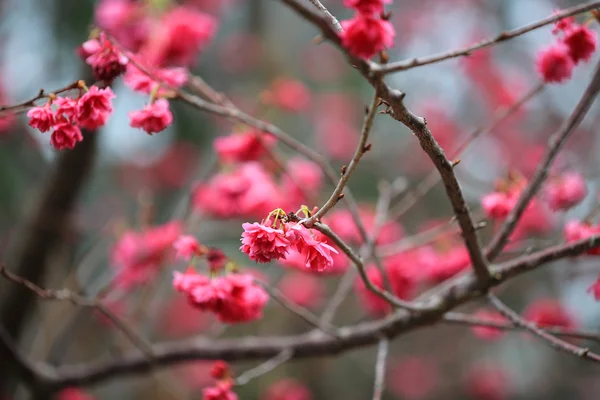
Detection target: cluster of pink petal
<box><xmin>564</xmin><ymin>219</ymin><xmax>600</xmax><ymax>255</ymax></box>
<box><xmin>173</xmin><ymin>269</ymin><xmax>269</xmax><ymax>323</ymax></box>
<box><xmin>240</xmin><ymin>221</ymin><xmax>339</xmax><ymax>272</ymax></box>
<box><xmin>203</xmin><ymin>381</ymin><xmax>238</xmax><ymax>400</ymax></box>
<box><xmin>27</xmin><ymin>86</ymin><xmax>115</xmax><ymax>150</ymax></box>
<box><xmin>129</xmin><ymin>99</ymin><xmax>174</xmax><ymax>134</ymax></box>
<box><xmin>262</xmin><ymin>378</ymin><xmax>313</xmax><ymax>400</ymax></box>
<box><xmin>111</xmin><ymin>220</ymin><xmax>182</xmax><ymax>290</ymax></box>
<box><xmin>543</xmin><ymin>171</ymin><xmax>587</xmax><ymax>211</ymax></box>
<box><xmin>214</xmin><ymin>129</ymin><xmax>277</xmax><ymax>163</ymax></box>
<box><xmin>124</xmin><ymin>60</ymin><xmax>188</xmax><ymax>96</ymax></box>
<box><xmin>340</xmin><ymin>15</ymin><xmax>395</xmax><ymax>59</ymax></box>
<box><xmin>535</xmin><ymin>16</ymin><xmax>597</xmax><ymax>83</ymax></box>
<box><xmin>80</xmin><ymin>32</ymin><xmax>128</xmax><ymax>82</ymax></box>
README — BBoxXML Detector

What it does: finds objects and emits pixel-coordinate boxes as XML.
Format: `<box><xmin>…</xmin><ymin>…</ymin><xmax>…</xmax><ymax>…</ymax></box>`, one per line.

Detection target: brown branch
<box><xmin>487</xmin><ymin>293</ymin><xmax>600</xmax><ymax>362</ymax></box>
<box><xmin>486</xmin><ymin>59</ymin><xmax>600</xmax><ymax>261</ymax></box>
<box><xmin>0</xmin><ymin>81</ymin><xmax>81</xmax><ymax>116</ymax></box>
<box><xmin>308</xmin><ymin>0</ymin><xmax>342</xmax><ymax>32</ymax></box>
<box><xmin>376</xmin><ymin>1</ymin><xmax>600</xmax><ymax>75</ymax></box>
<box><xmin>235</xmin><ymin>349</ymin><xmax>293</xmax><ymax>386</ymax></box>
<box><xmin>372</xmin><ymin>338</ymin><xmax>388</xmax><ymax>400</ymax></box>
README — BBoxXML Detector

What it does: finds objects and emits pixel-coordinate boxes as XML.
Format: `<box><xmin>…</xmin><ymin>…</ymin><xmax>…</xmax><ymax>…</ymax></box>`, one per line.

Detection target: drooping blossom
<box><xmin>112</xmin><ymin>221</ymin><xmax>182</xmax><ymax>289</ymax></box>
<box><xmin>277</xmin><ymin>272</ymin><xmax>325</xmax><ymax>309</ymax></box>
<box><xmin>263</xmin><ymin>79</ymin><xmax>311</xmax><ymax>113</ymax></box>
<box><xmin>563</xmin><ymin>24</ymin><xmax>597</xmax><ymax>64</ymax></box>
<box><xmin>535</xmin><ymin>42</ymin><xmax>574</xmax><ymax>83</ymax></box>
<box><xmin>213</xmin><ymin>129</ymin><xmax>276</xmax><ymax>163</ymax></box>
<box><xmin>482</xmin><ymin>192</ymin><xmax>517</xmax><ymax>220</ymax></box>
<box><xmin>76</xmin><ymin>86</ymin><xmax>115</xmax><ymax>130</ymax></box>
<box><xmin>544</xmin><ymin>171</ymin><xmax>587</xmax><ymax>211</ymax></box>
<box><xmin>123</xmin><ymin>61</ymin><xmax>188</xmax><ymax>95</ymax></box>
<box><xmin>523</xmin><ymin>298</ymin><xmax>576</xmax><ymax>329</ymax></box>
<box><xmin>173</xmin><ymin>235</ymin><xmax>205</xmax><ymax>261</ymax></box>
<box><xmin>340</xmin><ymin>14</ymin><xmax>395</xmax><ymax>59</ymax></box>
<box><xmin>470</xmin><ymin>309</ymin><xmax>507</xmax><ymax>341</ymax></box>
<box><xmin>54</xmin><ymin>97</ymin><xmax>78</xmax><ymax>121</ymax></box>
<box><xmin>80</xmin><ymin>32</ymin><xmax>128</xmax><ymax>81</ymax></box>
<box><xmin>286</xmin><ymin>224</ymin><xmax>338</xmax><ymax>272</ymax></box>
<box><xmin>343</xmin><ymin>0</ymin><xmax>392</xmax><ymax>15</ymax></box>
<box><xmin>129</xmin><ymin>98</ymin><xmax>174</xmax><ymax>134</ymax></box>
<box><xmin>240</xmin><ymin>222</ymin><xmax>290</xmax><ymax>263</ymax></box>
<box><xmin>564</xmin><ymin>220</ymin><xmax>600</xmax><ymax>255</ymax></box>
<box><xmin>262</xmin><ymin>378</ymin><xmax>313</xmax><ymax>400</ymax></box>
<box><xmin>142</xmin><ymin>6</ymin><xmax>217</xmax><ymax>67</ymax></box>
<box><xmin>465</xmin><ymin>363</ymin><xmax>511</xmax><ymax>400</ymax></box>
<box><xmin>50</xmin><ymin>118</ymin><xmax>84</xmax><ymax>150</ymax></box>
<box><xmin>203</xmin><ymin>380</ymin><xmax>238</xmax><ymax>400</ymax></box>
<box><xmin>27</xmin><ymin>103</ymin><xmax>55</xmax><ymax>132</ymax></box>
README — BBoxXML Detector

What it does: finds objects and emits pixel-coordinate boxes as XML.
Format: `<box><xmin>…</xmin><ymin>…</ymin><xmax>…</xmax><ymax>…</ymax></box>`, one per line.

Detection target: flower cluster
<box><xmin>536</xmin><ymin>14</ymin><xmax>597</xmax><ymax>83</ymax></box>
<box><xmin>240</xmin><ymin>211</ymin><xmax>339</xmax><ymax>272</ymax></box>
<box><xmin>27</xmin><ymin>84</ymin><xmax>115</xmax><ymax>150</ymax></box>
<box><xmin>80</xmin><ymin>32</ymin><xmax>128</xmax><ymax>82</ymax></box>
<box><xmin>339</xmin><ymin>0</ymin><xmax>395</xmax><ymax>59</ymax></box>
<box><xmin>203</xmin><ymin>361</ymin><xmax>238</xmax><ymax>400</ymax></box>
<box><xmin>173</xmin><ymin>268</ymin><xmax>269</xmax><ymax>323</ymax></box>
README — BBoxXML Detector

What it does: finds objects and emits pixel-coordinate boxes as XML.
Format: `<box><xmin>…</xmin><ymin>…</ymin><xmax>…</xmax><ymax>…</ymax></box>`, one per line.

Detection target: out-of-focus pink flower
<box><xmin>129</xmin><ymin>99</ymin><xmax>173</xmax><ymax>134</ymax></box>
<box><xmin>76</xmin><ymin>86</ymin><xmax>115</xmax><ymax>130</ymax></box>
<box><xmin>207</xmin><ymin>248</ymin><xmax>228</xmax><ymax>273</ymax></box>
<box><xmin>262</xmin><ymin>378</ymin><xmax>313</xmax><ymax>400</ymax></box>
<box><xmin>123</xmin><ymin>61</ymin><xmax>188</xmax><ymax>96</ymax></box>
<box><xmin>80</xmin><ymin>32</ymin><xmax>128</xmax><ymax>81</ymax></box>
<box><xmin>426</xmin><ymin>246</ymin><xmax>471</xmax><ymax>282</ymax></box>
<box><xmin>315</xmin><ymin>119</ymin><xmax>359</xmax><ymax>160</ymax></box>
<box><xmin>203</xmin><ymin>380</ymin><xmax>238</xmax><ymax>400</ymax></box>
<box><xmin>388</xmin><ymin>356</ymin><xmax>438</xmax><ymax>400</ymax></box>
<box><xmin>564</xmin><ymin>220</ymin><xmax>600</xmax><ymax>255</ymax></box>
<box><xmin>240</xmin><ymin>222</ymin><xmax>290</xmax><ymax>263</ymax></box>
<box><xmin>263</xmin><ymin>79</ymin><xmax>311</xmax><ymax>113</ymax></box>
<box><xmin>524</xmin><ymin>298</ymin><xmax>576</xmax><ymax>329</ymax></box>
<box><xmin>465</xmin><ymin>363</ymin><xmax>511</xmax><ymax>400</ymax></box>
<box><xmin>326</xmin><ymin>207</ymin><xmax>404</xmax><ymax>245</ymax></box>
<box><xmin>159</xmin><ymin>294</ymin><xmax>212</xmax><ymax>337</ymax></box>
<box><xmin>210</xmin><ymin>361</ymin><xmax>230</xmax><ymax>380</ymax></box>
<box><xmin>536</xmin><ymin>42</ymin><xmax>574</xmax><ymax>83</ymax></box>
<box><xmin>277</xmin><ymin>272</ymin><xmax>325</xmax><ymax>309</ymax></box>
<box><xmin>27</xmin><ymin>103</ymin><xmax>55</xmax><ymax>132</ymax></box>
<box><xmin>563</xmin><ymin>24</ymin><xmax>597</xmax><ymax>64</ymax></box>
<box><xmin>482</xmin><ymin>192</ymin><xmax>517</xmax><ymax>220</ymax></box>
<box><xmin>340</xmin><ymin>15</ymin><xmax>395</xmax><ymax>59</ymax></box>
<box><xmin>355</xmin><ymin>265</ymin><xmax>391</xmax><ymax>315</ymax></box>
<box><xmin>544</xmin><ymin>171</ymin><xmax>587</xmax><ymax>211</ymax></box>
<box><xmin>214</xmin><ymin>129</ymin><xmax>276</xmax><ymax>163</ymax></box>
<box><xmin>94</xmin><ymin>0</ymin><xmax>149</xmax><ymax>51</ymax></box>
<box><xmin>112</xmin><ymin>221</ymin><xmax>182</xmax><ymax>290</ymax></box>
<box><xmin>280</xmin><ymin>157</ymin><xmax>323</xmax><ymax>209</ymax></box>
<box><xmin>343</xmin><ymin>0</ymin><xmax>391</xmax><ymax>15</ymax></box>
<box><xmin>174</xmin><ymin>235</ymin><xmax>204</xmax><ymax>261</ymax></box>
<box><xmin>57</xmin><ymin>388</ymin><xmax>95</xmax><ymax>400</ymax></box>
<box><xmin>142</xmin><ymin>6</ymin><xmax>217</xmax><ymax>67</ymax></box>
<box><xmin>470</xmin><ymin>309</ymin><xmax>507</xmax><ymax>341</ymax></box>
<box><xmin>50</xmin><ymin>118</ymin><xmax>84</xmax><ymax>150</ymax></box>
<box><xmin>588</xmin><ymin>274</ymin><xmax>600</xmax><ymax>300</ymax></box>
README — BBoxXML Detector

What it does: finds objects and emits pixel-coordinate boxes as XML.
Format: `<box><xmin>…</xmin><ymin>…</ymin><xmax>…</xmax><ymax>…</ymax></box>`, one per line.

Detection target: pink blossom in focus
<box><xmin>536</xmin><ymin>42</ymin><xmax>574</xmax><ymax>83</ymax></box>
<box><xmin>80</xmin><ymin>32</ymin><xmax>128</xmax><ymax>81</ymax></box>
<box><xmin>277</xmin><ymin>272</ymin><xmax>325</xmax><ymax>309</ymax></box>
<box><xmin>262</xmin><ymin>378</ymin><xmax>313</xmax><ymax>400</ymax></box>
<box><xmin>340</xmin><ymin>14</ymin><xmax>395</xmax><ymax>59</ymax></box>
<box><xmin>286</xmin><ymin>223</ymin><xmax>338</xmax><ymax>272</ymax></box>
<box><xmin>50</xmin><ymin>118</ymin><xmax>84</xmax><ymax>150</ymax></box>
<box><xmin>129</xmin><ymin>99</ymin><xmax>173</xmax><ymax>134</ymax></box>
<box><xmin>76</xmin><ymin>86</ymin><xmax>115</xmax><ymax>130</ymax></box>
<box><xmin>544</xmin><ymin>171</ymin><xmax>587</xmax><ymax>211</ymax></box>
<box><xmin>174</xmin><ymin>235</ymin><xmax>203</xmax><ymax>261</ymax></box>
<box><xmin>343</xmin><ymin>0</ymin><xmax>391</xmax><ymax>15</ymax></box>
<box><xmin>465</xmin><ymin>363</ymin><xmax>511</xmax><ymax>400</ymax></box>
<box><xmin>263</xmin><ymin>79</ymin><xmax>311</xmax><ymax>113</ymax></box>
<box><xmin>214</xmin><ymin>129</ymin><xmax>276</xmax><ymax>163</ymax></box>
<box><xmin>54</xmin><ymin>97</ymin><xmax>78</xmax><ymax>121</ymax></box>
<box><xmin>563</xmin><ymin>24</ymin><xmax>597</xmax><ymax>64</ymax></box>
<box><xmin>470</xmin><ymin>309</ymin><xmax>507</xmax><ymax>341</ymax></box>
<box><xmin>27</xmin><ymin>103</ymin><xmax>55</xmax><ymax>132</ymax></box>
<box><xmin>203</xmin><ymin>381</ymin><xmax>238</xmax><ymax>400</ymax></box>
<box><xmin>240</xmin><ymin>222</ymin><xmax>290</xmax><ymax>263</ymax></box>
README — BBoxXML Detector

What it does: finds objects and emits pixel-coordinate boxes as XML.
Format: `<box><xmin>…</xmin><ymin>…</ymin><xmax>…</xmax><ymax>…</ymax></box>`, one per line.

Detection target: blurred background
<box><xmin>1</xmin><ymin>0</ymin><xmax>600</xmax><ymax>399</ymax></box>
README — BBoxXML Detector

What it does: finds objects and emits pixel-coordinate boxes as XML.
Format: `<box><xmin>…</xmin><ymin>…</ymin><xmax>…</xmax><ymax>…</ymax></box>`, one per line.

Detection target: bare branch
<box><xmin>235</xmin><ymin>349</ymin><xmax>293</xmax><ymax>386</ymax></box>
<box><xmin>308</xmin><ymin>0</ymin><xmax>342</xmax><ymax>32</ymax></box>
<box><xmin>0</xmin><ymin>80</ymin><xmax>82</xmax><ymax>116</ymax></box>
<box><xmin>377</xmin><ymin>1</ymin><xmax>600</xmax><ymax>75</ymax></box>
<box><xmin>372</xmin><ymin>338</ymin><xmax>388</xmax><ymax>400</ymax></box>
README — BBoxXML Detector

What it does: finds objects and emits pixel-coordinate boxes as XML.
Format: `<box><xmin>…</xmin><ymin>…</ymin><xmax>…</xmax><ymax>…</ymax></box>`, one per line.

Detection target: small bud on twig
<box><xmin>341</xmin><ymin>165</ymin><xmax>347</xmax><ymax>175</ymax></box>
<box><xmin>363</xmin><ymin>143</ymin><xmax>372</xmax><ymax>152</ymax></box>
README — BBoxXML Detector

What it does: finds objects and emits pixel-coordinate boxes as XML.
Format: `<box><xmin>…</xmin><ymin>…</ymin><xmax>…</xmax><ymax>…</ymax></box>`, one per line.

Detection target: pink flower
<box><xmin>76</xmin><ymin>86</ymin><xmax>115</xmax><ymax>130</ymax></box>
<box><xmin>535</xmin><ymin>42</ymin><xmax>574</xmax><ymax>83</ymax></box>
<box><xmin>262</xmin><ymin>378</ymin><xmax>313</xmax><ymax>400</ymax></box>
<box><xmin>470</xmin><ymin>309</ymin><xmax>507</xmax><ymax>341</ymax></box>
<box><xmin>465</xmin><ymin>363</ymin><xmax>511</xmax><ymax>400</ymax></box>
<box><xmin>524</xmin><ymin>298</ymin><xmax>576</xmax><ymax>329</ymax></box>
<box><xmin>57</xmin><ymin>388</ymin><xmax>95</xmax><ymax>400</ymax></box>
<box><xmin>263</xmin><ymin>79</ymin><xmax>311</xmax><ymax>113</ymax></box>
<box><xmin>216</xmin><ymin>273</ymin><xmax>269</xmax><ymax>323</ymax></box>
<box><xmin>124</xmin><ymin>61</ymin><xmax>188</xmax><ymax>95</ymax></box>
<box><xmin>340</xmin><ymin>14</ymin><xmax>395</xmax><ymax>59</ymax></box>
<box><xmin>563</xmin><ymin>24</ymin><xmax>597</xmax><ymax>64</ymax></box>
<box><xmin>588</xmin><ymin>275</ymin><xmax>600</xmax><ymax>300</ymax></box>
<box><xmin>173</xmin><ymin>268</ymin><xmax>210</xmax><ymax>293</ymax></box>
<box><xmin>277</xmin><ymin>272</ymin><xmax>325</xmax><ymax>309</ymax></box>
<box><xmin>544</xmin><ymin>172</ymin><xmax>587</xmax><ymax>211</ymax></box>
<box><xmin>203</xmin><ymin>381</ymin><xmax>238</xmax><ymax>400</ymax></box>
<box><xmin>553</xmin><ymin>14</ymin><xmax>574</xmax><ymax>34</ymax></box>
<box><xmin>426</xmin><ymin>246</ymin><xmax>471</xmax><ymax>282</ymax></box>
<box><xmin>54</xmin><ymin>97</ymin><xmax>78</xmax><ymax>121</ymax></box>
<box><xmin>174</xmin><ymin>235</ymin><xmax>203</xmax><ymax>261</ymax></box>
<box><xmin>158</xmin><ymin>295</ymin><xmax>212</xmax><ymax>337</ymax></box>
<box><xmin>214</xmin><ymin>129</ymin><xmax>276</xmax><ymax>163</ymax></box>
<box><xmin>286</xmin><ymin>224</ymin><xmax>338</xmax><ymax>272</ymax></box>
<box><xmin>80</xmin><ymin>32</ymin><xmax>128</xmax><ymax>81</ymax></box>
<box><xmin>280</xmin><ymin>157</ymin><xmax>323</xmax><ymax>208</ymax></box>
<box><xmin>94</xmin><ymin>0</ymin><xmax>149</xmax><ymax>52</ymax></box>
<box><xmin>143</xmin><ymin>6</ymin><xmax>217</xmax><ymax>67</ymax></box>
<box><xmin>210</xmin><ymin>361</ymin><xmax>230</xmax><ymax>380</ymax></box>
<box><xmin>564</xmin><ymin>220</ymin><xmax>600</xmax><ymax>255</ymax></box>
<box><xmin>343</xmin><ymin>0</ymin><xmax>391</xmax><ymax>15</ymax></box>
<box><xmin>50</xmin><ymin>118</ymin><xmax>83</xmax><ymax>150</ymax></box>
<box><xmin>481</xmin><ymin>192</ymin><xmax>516</xmax><ymax>220</ymax></box>
<box><xmin>27</xmin><ymin>103</ymin><xmax>54</xmax><ymax>132</ymax></box>
<box><xmin>355</xmin><ymin>265</ymin><xmax>391</xmax><ymax>315</ymax></box>
<box><xmin>240</xmin><ymin>222</ymin><xmax>290</xmax><ymax>263</ymax></box>
<box><xmin>129</xmin><ymin>99</ymin><xmax>173</xmax><ymax>134</ymax></box>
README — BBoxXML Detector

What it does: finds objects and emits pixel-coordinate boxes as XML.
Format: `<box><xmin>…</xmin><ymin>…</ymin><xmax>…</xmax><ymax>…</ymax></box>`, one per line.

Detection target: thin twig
<box><xmin>319</xmin><ymin>268</ymin><xmax>357</xmax><ymax>325</ymax></box>
<box><xmin>372</xmin><ymin>338</ymin><xmax>389</xmax><ymax>400</ymax></box>
<box><xmin>308</xmin><ymin>0</ymin><xmax>342</xmax><ymax>32</ymax></box>
<box><xmin>487</xmin><ymin>293</ymin><xmax>600</xmax><ymax>362</ymax></box>
<box><xmin>486</xmin><ymin>59</ymin><xmax>600</xmax><ymax>261</ymax></box>
<box><xmin>0</xmin><ymin>81</ymin><xmax>82</xmax><ymax>116</ymax></box>
<box><xmin>377</xmin><ymin>1</ymin><xmax>600</xmax><ymax>75</ymax></box>
<box><xmin>235</xmin><ymin>349</ymin><xmax>293</xmax><ymax>385</ymax></box>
